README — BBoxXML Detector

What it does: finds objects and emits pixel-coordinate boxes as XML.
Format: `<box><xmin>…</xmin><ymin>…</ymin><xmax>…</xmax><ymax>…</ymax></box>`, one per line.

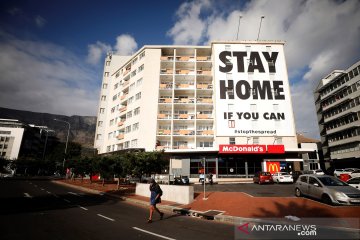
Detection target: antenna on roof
<box><xmin>257</xmin><ymin>16</ymin><xmax>265</xmax><ymax>41</ymax></box>
<box><xmin>236</xmin><ymin>16</ymin><xmax>242</xmax><ymax>40</ymax></box>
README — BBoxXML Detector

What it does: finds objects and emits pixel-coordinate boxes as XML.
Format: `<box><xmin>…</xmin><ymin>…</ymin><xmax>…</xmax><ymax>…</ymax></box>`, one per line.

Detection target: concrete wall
<box><xmin>136</xmin><ymin>183</ymin><xmax>194</xmax><ymax>204</ymax></box>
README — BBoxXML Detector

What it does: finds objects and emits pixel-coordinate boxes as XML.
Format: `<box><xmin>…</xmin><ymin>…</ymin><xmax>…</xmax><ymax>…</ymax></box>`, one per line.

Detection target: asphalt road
<box><xmin>0</xmin><ymin>179</ymin><xmax>234</xmax><ymax>240</ymax></box>
<box><xmin>194</xmin><ymin>182</ymin><xmax>296</xmax><ymax>197</ymax></box>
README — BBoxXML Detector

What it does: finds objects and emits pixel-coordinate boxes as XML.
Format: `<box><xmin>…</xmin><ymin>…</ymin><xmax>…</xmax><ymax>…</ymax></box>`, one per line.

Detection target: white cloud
<box><xmin>35</xmin><ymin>15</ymin><xmax>46</xmax><ymax>28</ymax></box>
<box><xmin>0</xmin><ymin>31</ymin><xmax>100</xmax><ymax>116</ymax></box>
<box><xmin>168</xmin><ymin>0</ymin><xmax>360</xmax><ymax>139</ymax></box>
<box><xmin>167</xmin><ymin>0</ymin><xmax>211</xmax><ymax>45</ymax></box>
<box><xmin>87</xmin><ymin>34</ymin><xmax>137</xmax><ymax>65</ymax></box>
<box><xmin>114</xmin><ymin>34</ymin><xmax>138</xmax><ymax>55</ymax></box>
<box><xmin>86</xmin><ymin>41</ymin><xmax>111</xmax><ymax>65</ymax></box>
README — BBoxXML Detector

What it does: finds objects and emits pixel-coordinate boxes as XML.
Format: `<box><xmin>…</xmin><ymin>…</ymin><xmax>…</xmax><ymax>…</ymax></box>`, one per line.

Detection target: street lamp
<box><xmin>257</xmin><ymin>16</ymin><xmax>265</xmax><ymax>40</ymax></box>
<box><xmin>54</xmin><ymin>119</ymin><xmax>70</xmax><ymax>169</ymax></box>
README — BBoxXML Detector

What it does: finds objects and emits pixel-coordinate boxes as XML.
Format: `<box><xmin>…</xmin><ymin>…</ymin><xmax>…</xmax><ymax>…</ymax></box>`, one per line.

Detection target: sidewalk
<box><xmin>54</xmin><ymin>180</ymin><xmax>360</xmax><ymax>230</ymax></box>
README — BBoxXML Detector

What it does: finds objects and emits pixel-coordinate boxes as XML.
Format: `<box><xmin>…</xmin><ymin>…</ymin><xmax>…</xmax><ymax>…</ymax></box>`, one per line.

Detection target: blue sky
<box><xmin>0</xmin><ymin>0</ymin><xmax>359</xmax><ymax>139</ymax></box>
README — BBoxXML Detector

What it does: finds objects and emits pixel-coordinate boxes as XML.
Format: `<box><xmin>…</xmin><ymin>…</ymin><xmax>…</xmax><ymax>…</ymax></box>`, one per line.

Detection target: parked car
<box><xmin>253</xmin><ymin>172</ymin><xmax>273</xmax><ymax>184</ymax></box>
<box><xmin>294</xmin><ymin>174</ymin><xmax>360</xmax><ymax>205</ymax></box>
<box><xmin>303</xmin><ymin>169</ymin><xmax>325</xmax><ymax>175</ymax></box>
<box><xmin>349</xmin><ymin>170</ymin><xmax>360</xmax><ymax>178</ymax></box>
<box><xmin>347</xmin><ymin>177</ymin><xmax>360</xmax><ymax>190</ymax></box>
<box><xmin>272</xmin><ymin>172</ymin><xmax>293</xmax><ymax>183</ymax></box>
<box><xmin>335</xmin><ymin>168</ymin><xmax>359</xmax><ymax>177</ymax></box>
<box><xmin>174</xmin><ymin>176</ymin><xmax>190</xmax><ymax>185</ymax></box>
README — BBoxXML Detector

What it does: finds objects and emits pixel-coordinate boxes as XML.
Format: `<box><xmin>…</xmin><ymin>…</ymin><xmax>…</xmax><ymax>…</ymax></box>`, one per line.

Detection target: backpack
<box><xmin>157</xmin><ymin>184</ymin><xmax>163</xmax><ymax>196</ymax></box>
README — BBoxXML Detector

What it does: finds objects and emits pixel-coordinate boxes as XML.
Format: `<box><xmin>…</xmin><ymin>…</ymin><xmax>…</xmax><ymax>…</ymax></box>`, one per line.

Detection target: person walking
<box><xmin>148</xmin><ymin>179</ymin><xmax>164</xmax><ymax>223</ymax></box>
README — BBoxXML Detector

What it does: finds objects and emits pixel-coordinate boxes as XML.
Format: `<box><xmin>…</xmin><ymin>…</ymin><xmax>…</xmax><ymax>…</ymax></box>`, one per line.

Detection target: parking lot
<box><xmin>194</xmin><ymin>182</ymin><xmax>296</xmax><ymax>197</ymax></box>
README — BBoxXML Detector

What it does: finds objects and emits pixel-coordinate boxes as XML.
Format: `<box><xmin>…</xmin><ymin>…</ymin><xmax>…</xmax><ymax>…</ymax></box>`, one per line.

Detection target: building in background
<box><xmin>297</xmin><ymin>133</ymin><xmax>322</xmax><ymax>171</ymax></box>
<box><xmin>94</xmin><ymin>41</ymin><xmax>313</xmax><ymax>180</ymax></box>
<box><xmin>314</xmin><ymin>60</ymin><xmax>360</xmax><ymax>170</ymax></box>
<box><xmin>0</xmin><ymin>118</ymin><xmax>56</xmax><ymax>161</ymax></box>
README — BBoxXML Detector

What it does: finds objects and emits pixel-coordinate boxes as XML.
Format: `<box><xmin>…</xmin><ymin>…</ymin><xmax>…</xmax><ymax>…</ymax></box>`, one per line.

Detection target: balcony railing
<box><xmin>173</xmin><ymin>130</ymin><xmax>195</xmax><ymax>135</ymax></box>
<box><xmin>174</xmin><ymin>83</ymin><xmax>195</xmax><ymax>89</ymax></box>
<box><xmin>158</xmin><ymin>114</ymin><xmax>172</xmax><ymax>119</ymax></box>
<box><xmin>173</xmin><ymin>114</ymin><xmax>195</xmax><ymax>119</ymax></box>
<box><xmin>157</xmin><ymin>129</ymin><xmax>171</xmax><ymax>135</ymax></box>
<box><xmin>196</xmin><ymin>56</ymin><xmax>210</xmax><ymax>61</ymax></box>
<box><xmin>196</xmin><ymin>70</ymin><xmax>212</xmax><ymax>75</ymax></box>
<box><xmin>117</xmin><ymin>134</ymin><xmax>124</xmax><ymax>140</ymax></box>
<box><xmin>176</xmin><ymin>56</ymin><xmax>195</xmax><ymax>62</ymax></box>
<box><xmin>197</xmin><ymin>114</ymin><xmax>212</xmax><ymax>119</ymax></box>
<box><xmin>120</xmin><ymin>106</ymin><xmax>127</xmax><ymax>112</ymax></box>
<box><xmin>175</xmin><ymin>69</ymin><xmax>195</xmax><ymax>75</ymax></box>
<box><xmin>173</xmin><ymin>98</ymin><xmax>195</xmax><ymax>104</ymax></box>
<box><xmin>160</xmin><ymin>69</ymin><xmax>173</xmax><ymax>74</ymax></box>
<box><xmin>196</xmin><ymin>84</ymin><xmax>213</xmax><ymax>89</ymax></box>
<box><xmin>118</xmin><ymin>121</ymin><xmax>125</xmax><ymax>127</ymax></box>
<box><xmin>159</xmin><ymin>83</ymin><xmax>173</xmax><ymax>89</ymax></box>
<box><xmin>159</xmin><ymin>98</ymin><xmax>172</xmax><ymax>103</ymax></box>
<box><xmin>197</xmin><ymin>98</ymin><xmax>213</xmax><ymax>103</ymax></box>
<box><xmin>196</xmin><ymin>130</ymin><xmax>214</xmax><ymax>135</ymax></box>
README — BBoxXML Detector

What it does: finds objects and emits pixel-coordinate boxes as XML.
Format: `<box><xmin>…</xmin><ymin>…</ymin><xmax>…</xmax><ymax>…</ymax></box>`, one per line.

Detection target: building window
<box><xmin>97</xmin><ymin>121</ymin><xmax>103</xmax><ymax>127</ymax></box>
<box><xmin>253</xmin><ymin>137</ymin><xmax>259</xmax><ymax>144</ymax></box>
<box><xmin>134</xmin><ymin>107</ymin><xmax>140</xmax><ymax>116</ymax></box>
<box><xmin>127</xmin><ymin>111</ymin><xmax>132</xmax><ymax>119</ymax></box>
<box><xmin>132</xmin><ymin>122</ymin><xmax>139</xmax><ymax>131</ymax></box>
<box><xmin>138</xmin><ymin>64</ymin><xmax>144</xmax><ymax>72</ymax></box>
<box><xmin>125</xmin><ymin>126</ymin><xmax>131</xmax><ymax>133</ymax></box>
<box><xmin>135</xmin><ymin>92</ymin><xmax>141</xmax><ymax>100</ymax></box>
<box><xmin>229</xmin><ymin>137</ymin><xmax>236</xmax><ymax>145</ymax></box>
<box><xmin>96</xmin><ymin>134</ymin><xmax>102</xmax><ymax>140</ymax></box>
<box><xmin>101</xmin><ymin>95</ymin><xmax>106</xmax><ymax>101</ymax></box>
<box><xmin>102</xmin><ymin>83</ymin><xmax>108</xmax><ymax>89</ymax></box>
<box><xmin>128</xmin><ymin>96</ymin><xmax>134</xmax><ymax>104</ymax></box>
<box><xmin>99</xmin><ymin>108</ymin><xmax>105</xmax><ymax>114</ymax></box>
<box><xmin>200</xmin><ymin>142</ymin><xmax>213</xmax><ymax>148</ymax></box>
<box><xmin>104</xmin><ymin>72</ymin><xmax>109</xmax><ymax>77</ymax></box>
<box><xmin>131</xmin><ymin>70</ymin><xmax>136</xmax><ymax>77</ymax></box>
<box><xmin>131</xmin><ymin>139</ymin><xmax>138</xmax><ymax>147</ymax></box>
<box><xmin>136</xmin><ymin>78</ymin><xmax>143</xmax><ymax>86</ymax></box>
<box><xmin>110</xmin><ymin>119</ymin><xmax>114</xmax><ymax>126</ymax></box>
<box><xmin>132</xmin><ymin>57</ymin><xmax>138</xmax><ymax>65</ymax></box>
<box><xmin>139</xmin><ymin>51</ymin><xmax>145</xmax><ymax>59</ymax></box>
<box><xmin>106</xmin><ymin>61</ymin><xmax>110</xmax><ymax>66</ymax></box>
<box><xmin>106</xmin><ymin>146</ymin><xmax>111</xmax><ymax>152</ymax></box>
<box><xmin>130</xmin><ymin>83</ymin><xmax>135</xmax><ymax>91</ymax></box>
<box><xmin>124</xmin><ymin>141</ymin><xmax>130</xmax><ymax>148</ymax></box>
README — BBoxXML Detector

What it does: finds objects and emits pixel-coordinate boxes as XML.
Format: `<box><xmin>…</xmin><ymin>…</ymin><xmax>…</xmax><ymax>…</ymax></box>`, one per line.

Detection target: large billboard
<box><xmin>213</xmin><ymin>43</ymin><xmax>295</xmax><ymax>136</ymax></box>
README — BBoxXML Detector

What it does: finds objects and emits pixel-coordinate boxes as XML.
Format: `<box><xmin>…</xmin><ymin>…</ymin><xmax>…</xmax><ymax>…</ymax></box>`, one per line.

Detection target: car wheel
<box><xmin>295</xmin><ymin>188</ymin><xmax>302</xmax><ymax>197</ymax></box>
<box><xmin>258</xmin><ymin>181</ymin><xmax>262</xmax><ymax>185</ymax></box>
<box><xmin>322</xmin><ymin>195</ymin><xmax>333</xmax><ymax>205</ymax></box>
<box><xmin>276</xmin><ymin>179</ymin><xmax>279</xmax><ymax>184</ymax></box>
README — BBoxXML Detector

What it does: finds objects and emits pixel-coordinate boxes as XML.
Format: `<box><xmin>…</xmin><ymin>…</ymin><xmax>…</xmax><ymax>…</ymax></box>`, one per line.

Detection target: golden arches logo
<box><xmin>268</xmin><ymin>163</ymin><xmax>279</xmax><ymax>173</ymax></box>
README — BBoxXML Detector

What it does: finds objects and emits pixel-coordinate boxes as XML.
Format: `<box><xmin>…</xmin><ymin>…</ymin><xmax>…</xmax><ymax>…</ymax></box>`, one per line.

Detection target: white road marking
<box><xmin>24</xmin><ymin>193</ymin><xmax>33</xmax><ymax>198</ymax></box>
<box><xmin>63</xmin><ymin>199</ymin><xmax>71</xmax><ymax>203</ymax></box>
<box><xmin>68</xmin><ymin>192</ymin><xmax>81</xmax><ymax>197</ymax></box>
<box><xmin>40</xmin><ymin>188</ymin><xmax>45</xmax><ymax>191</ymax></box>
<box><xmin>46</xmin><ymin>191</ymin><xmax>51</xmax><ymax>194</ymax></box>
<box><xmin>97</xmin><ymin>214</ymin><xmax>115</xmax><ymax>222</ymax></box>
<box><xmin>133</xmin><ymin>227</ymin><xmax>176</xmax><ymax>240</ymax></box>
<box><xmin>78</xmin><ymin>205</ymin><xmax>88</xmax><ymax>211</ymax></box>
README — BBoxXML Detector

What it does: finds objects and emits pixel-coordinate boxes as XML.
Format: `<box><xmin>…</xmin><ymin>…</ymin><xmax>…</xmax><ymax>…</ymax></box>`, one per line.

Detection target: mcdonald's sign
<box><xmin>266</xmin><ymin>162</ymin><xmax>280</xmax><ymax>174</ymax></box>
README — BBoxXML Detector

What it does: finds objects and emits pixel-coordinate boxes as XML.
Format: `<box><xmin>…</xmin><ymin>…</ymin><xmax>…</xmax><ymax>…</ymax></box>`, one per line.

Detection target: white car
<box><xmin>272</xmin><ymin>172</ymin><xmax>293</xmax><ymax>183</ymax></box>
<box><xmin>347</xmin><ymin>177</ymin><xmax>360</xmax><ymax>190</ymax></box>
<box><xmin>303</xmin><ymin>169</ymin><xmax>325</xmax><ymax>175</ymax></box>
<box><xmin>334</xmin><ymin>169</ymin><xmax>344</xmax><ymax>177</ymax></box>
<box><xmin>349</xmin><ymin>170</ymin><xmax>360</xmax><ymax>178</ymax></box>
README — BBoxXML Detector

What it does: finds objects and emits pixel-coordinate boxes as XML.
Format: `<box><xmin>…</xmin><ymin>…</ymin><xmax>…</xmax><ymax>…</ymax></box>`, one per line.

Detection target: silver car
<box><xmin>294</xmin><ymin>174</ymin><xmax>360</xmax><ymax>205</ymax></box>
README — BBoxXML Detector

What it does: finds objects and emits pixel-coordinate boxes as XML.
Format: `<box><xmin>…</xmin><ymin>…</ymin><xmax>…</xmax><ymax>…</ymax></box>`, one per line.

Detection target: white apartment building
<box><xmin>94</xmin><ymin>41</ymin><xmax>310</xmax><ymax>179</ymax></box>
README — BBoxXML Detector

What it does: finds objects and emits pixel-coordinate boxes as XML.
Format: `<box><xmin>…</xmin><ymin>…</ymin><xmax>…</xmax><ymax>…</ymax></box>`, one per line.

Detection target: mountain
<box><xmin>0</xmin><ymin>107</ymin><xmax>97</xmax><ymax>148</ymax></box>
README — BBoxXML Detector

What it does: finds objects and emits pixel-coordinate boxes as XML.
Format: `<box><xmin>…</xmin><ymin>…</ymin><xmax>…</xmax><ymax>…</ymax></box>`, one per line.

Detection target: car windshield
<box><xmin>318</xmin><ymin>176</ymin><xmax>348</xmax><ymax>186</ymax></box>
<box><xmin>262</xmin><ymin>172</ymin><xmax>271</xmax><ymax>176</ymax></box>
<box><xmin>279</xmin><ymin>172</ymin><xmax>289</xmax><ymax>175</ymax></box>
<box><xmin>315</xmin><ymin>170</ymin><xmax>323</xmax><ymax>172</ymax></box>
